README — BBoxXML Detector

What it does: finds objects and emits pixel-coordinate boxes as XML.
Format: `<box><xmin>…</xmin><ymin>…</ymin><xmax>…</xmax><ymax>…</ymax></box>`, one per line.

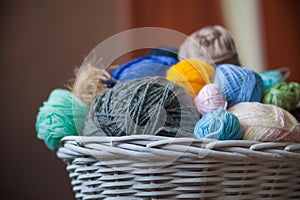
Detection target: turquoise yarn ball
<box><xmin>36</xmin><ymin>89</ymin><xmax>88</xmax><ymax>150</ymax></box>
<box><xmin>194</xmin><ymin>108</ymin><xmax>242</xmax><ymax>140</ymax></box>
<box><xmin>259</xmin><ymin>67</ymin><xmax>290</xmax><ymax>92</ymax></box>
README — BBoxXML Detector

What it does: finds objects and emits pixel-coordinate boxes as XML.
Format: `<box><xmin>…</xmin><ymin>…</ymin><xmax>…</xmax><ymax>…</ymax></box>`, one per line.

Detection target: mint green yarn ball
<box><xmin>263</xmin><ymin>82</ymin><xmax>300</xmax><ymax>111</ymax></box>
<box><xmin>36</xmin><ymin>89</ymin><xmax>88</xmax><ymax>150</ymax></box>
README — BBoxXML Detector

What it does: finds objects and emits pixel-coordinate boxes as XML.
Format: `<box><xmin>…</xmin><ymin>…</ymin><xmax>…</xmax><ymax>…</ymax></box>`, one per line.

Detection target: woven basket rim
<box><xmin>57</xmin><ymin>135</ymin><xmax>300</xmax><ymax>162</ymax></box>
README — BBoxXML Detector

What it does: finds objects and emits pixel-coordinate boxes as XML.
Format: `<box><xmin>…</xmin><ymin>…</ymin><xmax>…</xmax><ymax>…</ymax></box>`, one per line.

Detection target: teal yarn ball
<box><xmin>194</xmin><ymin>108</ymin><xmax>243</xmax><ymax>140</ymax></box>
<box><xmin>36</xmin><ymin>89</ymin><xmax>88</xmax><ymax>150</ymax></box>
<box><xmin>259</xmin><ymin>67</ymin><xmax>290</xmax><ymax>92</ymax></box>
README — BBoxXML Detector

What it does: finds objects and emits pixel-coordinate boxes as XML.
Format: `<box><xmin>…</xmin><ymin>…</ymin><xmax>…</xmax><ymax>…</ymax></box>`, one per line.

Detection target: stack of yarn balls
<box><xmin>35</xmin><ymin>25</ymin><xmax>300</xmax><ymax>151</ymax></box>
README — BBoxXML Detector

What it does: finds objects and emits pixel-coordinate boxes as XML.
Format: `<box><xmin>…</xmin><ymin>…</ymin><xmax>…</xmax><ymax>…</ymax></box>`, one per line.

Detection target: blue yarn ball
<box><xmin>214</xmin><ymin>64</ymin><xmax>263</xmax><ymax>108</ymax></box>
<box><xmin>194</xmin><ymin>108</ymin><xmax>243</xmax><ymax>140</ymax></box>
<box><xmin>112</xmin><ymin>55</ymin><xmax>178</xmax><ymax>82</ymax></box>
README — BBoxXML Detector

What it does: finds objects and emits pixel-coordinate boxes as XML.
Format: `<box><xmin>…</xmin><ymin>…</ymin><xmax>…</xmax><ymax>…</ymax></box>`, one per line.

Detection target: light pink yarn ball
<box><xmin>194</xmin><ymin>83</ymin><xmax>227</xmax><ymax>115</ymax></box>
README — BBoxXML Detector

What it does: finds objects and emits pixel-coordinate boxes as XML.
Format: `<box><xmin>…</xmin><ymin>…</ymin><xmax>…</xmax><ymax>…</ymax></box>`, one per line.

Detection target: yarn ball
<box><xmin>259</xmin><ymin>67</ymin><xmax>290</xmax><ymax>92</ymax></box>
<box><xmin>194</xmin><ymin>83</ymin><xmax>227</xmax><ymax>115</ymax></box>
<box><xmin>194</xmin><ymin>108</ymin><xmax>243</xmax><ymax>140</ymax></box>
<box><xmin>214</xmin><ymin>64</ymin><xmax>263</xmax><ymax>108</ymax></box>
<box><xmin>111</xmin><ymin>53</ymin><xmax>178</xmax><ymax>82</ymax></box>
<box><xmin>178</xmin><ymin>25</ymin><xmax>240</xmax><ymax>65</ymax></box>
<box><xmin>166</xmin><ymin>59</ymin><xmax>215</xmax><ymax>99</ymax></box>
<box><xmin>263</xmin><ymin>82</ymin><xmax>300</xmax><ymax>112</ymax></box>
<box><xmin>291</xmin><ymin>107</ymin><xmax>300</xmax><ymax>123</ymax></box>
<box><xmin>149</xmin><ymin>45</ymin><xmax>178</xmax><ymax>58</ymax></box>
<box><xmin>70</xmin><ymin>63</ymin><xmax>116</xmax><ymax>107</ymax></box>
<box><xmin>229</xmin><ymin>102</ymin><xmax>300</xmax><ymax>142</ymax></box>
<box><xmin>83</xmin><ymin>77</ymin><xmax>199</xmax><ymax>138</ymax></box>
<box><xmin>36</xmin><ymin>89</ymin><xmax>88</xmax><ymax>150</ymax></box>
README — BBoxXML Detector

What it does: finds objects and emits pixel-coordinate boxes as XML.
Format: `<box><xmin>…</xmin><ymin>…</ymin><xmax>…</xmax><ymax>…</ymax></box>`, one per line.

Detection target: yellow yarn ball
<box><xmin>166</xmin><ymin>59</ymin><xmax>215</xmax><ymax>98</ymax></box>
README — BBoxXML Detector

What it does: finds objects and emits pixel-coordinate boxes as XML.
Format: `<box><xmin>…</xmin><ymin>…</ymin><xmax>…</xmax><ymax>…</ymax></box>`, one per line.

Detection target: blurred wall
<box><xmin>128</xmin><ymin>0</ymin><xmax>223</xmax><ymax>33</ymax></box>
<box><xmin>0</xmin><ymin>1</ymin><xmax>120</xmax><ymax>199</ymax></box>
<box><xmin>115</xmin><ymin>0</ymin><xmax>224</xmax><ymax>62</ymax></box>
<box><xmin>261</xmin><ymin>0</ymin><xmax>300</xmax><ymax>82</ymax></box>
<box><xmin>1</xmin><ymin>0</ymin><xmax>299</xmax><ymax>200</ymax></box>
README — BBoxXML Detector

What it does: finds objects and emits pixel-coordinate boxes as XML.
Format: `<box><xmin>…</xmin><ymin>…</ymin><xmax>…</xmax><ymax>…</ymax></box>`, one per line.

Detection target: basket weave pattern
<box><xmin>57</xmin><ymin>135</ymin><xmax>300</xmax><ymax>199</ymax></box>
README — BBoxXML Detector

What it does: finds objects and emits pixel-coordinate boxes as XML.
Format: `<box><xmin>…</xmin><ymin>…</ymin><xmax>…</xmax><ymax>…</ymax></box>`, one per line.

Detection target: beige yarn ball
<box><xmin>71</xmin><ymin>63</ymin><xmax>116</xmax><ymax>107</ymax></box>
<box><xmin>229</xmin><ymin>102</ymin><xmax>300</xmax><ymax>142</ymax></box>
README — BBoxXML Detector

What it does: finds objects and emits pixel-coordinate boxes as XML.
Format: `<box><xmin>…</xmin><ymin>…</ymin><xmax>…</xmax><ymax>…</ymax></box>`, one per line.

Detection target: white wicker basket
<box><xmin>57</xmin><ymin>135</ymin><xmax>300</xmax><ymax>199</ymax></box>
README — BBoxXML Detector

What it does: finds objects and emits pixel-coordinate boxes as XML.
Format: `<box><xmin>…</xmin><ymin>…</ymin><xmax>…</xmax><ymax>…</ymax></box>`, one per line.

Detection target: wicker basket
<box><xmin>57</xmin><ymin>135</ymin><xmax>300</xmax><ymax>199</ymax></box>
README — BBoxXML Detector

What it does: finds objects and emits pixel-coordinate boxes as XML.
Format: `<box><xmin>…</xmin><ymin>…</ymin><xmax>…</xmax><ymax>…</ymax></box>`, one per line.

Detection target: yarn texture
<box><xmin>166</xmin><ymin>59</ymin><xmax>215</xmax><ymax>99</ymax></box>
<box><xmin>263</xmin><ymin>82</ymin><xmax>300</xmax><ymax>111</ymax></box>
<box><xmin>178</xmin><ymin>25</ymin><xmax>240</xmax><ymax>65</ymax></box>
<box><xmin>194</xmin><ymin>83</ymin><xmax>227</xmax><ymax>115</ymax></box>
<box><xmin>214</xmin><ymin>64</ymin><xmax>263</xmax><ymax>108</ymax></box>
<box><xmin>71</xmin><ymin>63</ymin><xmax>115</xmax><ymax>107</ymax></box>
<box><xmin>229</xmin><ymin>102</ymin><xmax>300</xmax><ymax>142</ymax></box>
<box><xmin>83</xmin><ymin>77</ymin><xmax>199</xmax><ymax>137</ymax></box>
<box><xmin>111</xmin><ymin>52</ymin><xmax>178</xmax><ymax>82</ymax></box>
<box><xmin>259</xmin><ymin>67</ymin><xmax>290</xmax><ymax>92</ymax></box>
<box><xmin>194</xmin><ymin>108</ymin><xmax>242</xmax><ymax>140</ymax></box>
<box><xmin>36</xmin><ymin>89</ymin><xmax>88</xmax><ymax>150</ymax></box>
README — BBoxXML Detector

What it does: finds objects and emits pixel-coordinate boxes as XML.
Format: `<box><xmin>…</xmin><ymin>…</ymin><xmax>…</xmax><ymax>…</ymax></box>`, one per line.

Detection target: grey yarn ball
<box><xmin>83</xmin><ymin>77</ymin><xmax>199</xmax><ymax>138</ymax></box>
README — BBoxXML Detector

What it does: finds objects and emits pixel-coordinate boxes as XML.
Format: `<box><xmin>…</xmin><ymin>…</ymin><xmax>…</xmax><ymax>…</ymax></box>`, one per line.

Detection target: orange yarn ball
<box><xmin>166</xmin><ymin>59</ymin><xmax>215</xmax><ymax>98</ymax></box>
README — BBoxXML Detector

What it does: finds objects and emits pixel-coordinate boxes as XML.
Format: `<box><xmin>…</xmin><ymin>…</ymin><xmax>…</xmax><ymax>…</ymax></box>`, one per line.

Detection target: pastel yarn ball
<box><xmin>194</xmin><ymin>83</ymin><xmax>227</xmax><ymax>115</ymax></box>
<box><xmin>214</xmin><ymin>64</ymin><xmax>263</xmax><ymax>108</ymax></box>
<box><xmin>229</xmin><ymin>102</ymin><xmax>300</xmax><ymax>142</ymax></box>
<box><xmin>166</xmin><ymin>59</ymin><xmax>215</xmax><ymax>98</ymax></box>
<box><xmin>194</xmin><ymin>108</ymin><xmax>243</xmax><ymax>140</ymax></box>
<box><xmin>36</xmin><ymin>89</ymin><xmax>89</xmax><ymax>150</ymax></box>
<box><xmin>263</xmin><ymin>82</ymin><xmax>300</xmax><ymax>111</ymax></box>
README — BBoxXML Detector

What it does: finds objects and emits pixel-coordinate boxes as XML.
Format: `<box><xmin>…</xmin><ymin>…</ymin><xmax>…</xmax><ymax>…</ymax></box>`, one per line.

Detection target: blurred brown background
<box><xmin>1</xmin><ymin>0</ymin><xmax>299</xmax><ymax>199</ymax></box>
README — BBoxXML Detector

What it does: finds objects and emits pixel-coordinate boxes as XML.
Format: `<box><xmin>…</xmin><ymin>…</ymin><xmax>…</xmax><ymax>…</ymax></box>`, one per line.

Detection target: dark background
<box><xmin>1</xmin><ymin>0</ymin><xmax>299</xmax><ymax>199</ymax></box>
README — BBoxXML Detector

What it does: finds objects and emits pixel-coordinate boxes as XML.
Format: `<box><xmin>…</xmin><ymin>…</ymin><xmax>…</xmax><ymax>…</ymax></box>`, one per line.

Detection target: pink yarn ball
<box><xmin>194</xmin><ymin>83</ymin><xmax>227</xmax><ymax>115</ymax></box>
